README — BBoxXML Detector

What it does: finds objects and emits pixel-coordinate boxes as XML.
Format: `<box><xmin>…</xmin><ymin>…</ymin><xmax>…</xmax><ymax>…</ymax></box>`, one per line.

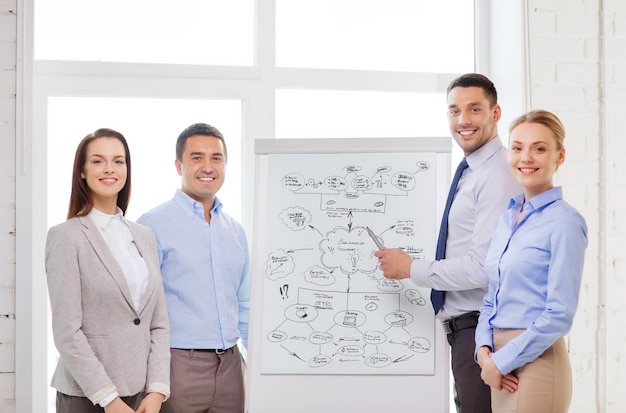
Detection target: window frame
<box><xmin>16</xmin><ymin>1</ymin><xmax>527</xmax><ymax>411</ymax></box>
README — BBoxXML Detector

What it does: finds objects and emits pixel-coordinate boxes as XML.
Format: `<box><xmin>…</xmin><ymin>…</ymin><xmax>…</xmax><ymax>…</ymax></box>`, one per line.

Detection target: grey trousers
<box><xmin>447</xmin><ymin>326</ymin><xmax>492</xmax><ymax>413</ymax></box>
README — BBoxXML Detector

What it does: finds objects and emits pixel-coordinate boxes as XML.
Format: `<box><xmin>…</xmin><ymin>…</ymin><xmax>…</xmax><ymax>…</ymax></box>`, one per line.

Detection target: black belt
<box><xmin>442</xmin><ymin>311</ymin><xmax>480</xmax><ymax>335</ymax></box>
<box><xmin>174</xmin><ymin>347</ymin><xmax>232</xmax><ymax>355</ymax></box>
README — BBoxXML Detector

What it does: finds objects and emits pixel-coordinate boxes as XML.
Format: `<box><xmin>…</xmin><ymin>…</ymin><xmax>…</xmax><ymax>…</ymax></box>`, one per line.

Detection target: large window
<box><xmin>276</xmin><ymin>89</ymin><xmax>449</xmax><ymax>139</ymax></box>
<box><xmin>34</xmin><ymin>0</ymin><xmax>255</xmax><ymax>66</ymax></box>
<box><xmin>22</xmin><ymin>1</ymin><xmax>479</xmax><ymax>411</ymax></box>
<box><xmin>276</xmin><ymin>0</ymin><xmax>473</xmax><ymax>73</ymax></box>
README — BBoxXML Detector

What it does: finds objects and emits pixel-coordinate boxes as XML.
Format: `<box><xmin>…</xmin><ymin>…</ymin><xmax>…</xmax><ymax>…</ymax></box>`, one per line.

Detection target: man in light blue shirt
<box><xmin>138</xmin><ymin>123</ymin><xmax>250</xmax><ymax>413</ymax></box>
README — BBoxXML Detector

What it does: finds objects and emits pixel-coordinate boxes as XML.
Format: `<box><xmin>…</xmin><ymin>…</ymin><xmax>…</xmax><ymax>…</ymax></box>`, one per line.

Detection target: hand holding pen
<box><xmin>369</xmin><ymin>227</ymin><xmax>413</xmax><ymax>280</ymax></box>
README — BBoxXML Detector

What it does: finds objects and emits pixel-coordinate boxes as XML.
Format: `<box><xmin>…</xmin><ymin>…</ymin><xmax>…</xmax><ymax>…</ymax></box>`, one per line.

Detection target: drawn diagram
<box><xmin>259</xmin><ymin>152</ymin><xmax>438</xmax><ymax>375</ymax></box>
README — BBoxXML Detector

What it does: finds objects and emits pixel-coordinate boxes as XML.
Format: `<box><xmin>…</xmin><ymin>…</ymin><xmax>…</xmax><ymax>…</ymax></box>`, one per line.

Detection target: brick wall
<box><xmin>0</xmin><ymin>0</ymin><xmax>16</xmax><ymax>412</ymax></box>
<box><xmin>528</xmin><ymin>0</ymin><xmax>624</xmax><ymax>411</ymax></box>
<box><xmin>601</xmin><ymin>0</ymin><xmax>626</xmax><ymax>411</ymax></box>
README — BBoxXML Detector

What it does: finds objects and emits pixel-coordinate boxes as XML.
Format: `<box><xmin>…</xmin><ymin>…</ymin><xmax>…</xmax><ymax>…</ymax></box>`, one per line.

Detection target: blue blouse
<box><xmin>475</xmin><ymin>187</ymin><xmax>587</xmax><ymax>375</ymax></box>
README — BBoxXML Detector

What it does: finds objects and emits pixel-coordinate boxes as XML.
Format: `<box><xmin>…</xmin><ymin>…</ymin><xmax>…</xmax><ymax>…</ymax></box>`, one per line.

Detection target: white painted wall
<box><xmin>0</xmin><ymin>0</ymin><xmax>16</xmax><ymax>412</ymax></box>
<box><xmin>2</xmin><ymin>1</ymin><xmax>624</xmax><ymax>412</ymax></box>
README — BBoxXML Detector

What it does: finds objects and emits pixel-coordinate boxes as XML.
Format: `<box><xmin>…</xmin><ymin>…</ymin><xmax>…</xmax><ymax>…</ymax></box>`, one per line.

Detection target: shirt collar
<box><xmin>526</xmin><ymin>186</ymin><xmax>563</xmax><ymax>210</ymax></box>
<box><xmin>173</xmin><ymin>188</ymin><xmax>223</xmax><ymax>217</ymax></box>
<box><xmin>508</xmin><ymin>186</ymin><xmax>563</xmax><ymax>212</ymax></box>
<box><xmin>465</xmin><ymin>135</ymin><xmax>504</xmax><ymax>171</ymax></box>
<box><xmin>88</xmin><ymin>207</ymin><xmax>124</xmax><ymax>231</ymax></box>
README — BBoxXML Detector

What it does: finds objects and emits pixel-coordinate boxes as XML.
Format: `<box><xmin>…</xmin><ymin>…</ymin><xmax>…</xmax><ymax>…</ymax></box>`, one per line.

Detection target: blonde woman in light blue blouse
<box><xmin>475</xmin><ymin>110</ymin><xmax>587</xmax><ymax>413</ymax></box>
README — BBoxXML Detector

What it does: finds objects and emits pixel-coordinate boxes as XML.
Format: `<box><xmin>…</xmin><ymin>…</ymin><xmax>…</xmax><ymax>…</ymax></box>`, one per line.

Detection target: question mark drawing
<box><xmin>280</xmin><ymin>284</ymin><xmax>289</xmax><ymax>299</ymax></box>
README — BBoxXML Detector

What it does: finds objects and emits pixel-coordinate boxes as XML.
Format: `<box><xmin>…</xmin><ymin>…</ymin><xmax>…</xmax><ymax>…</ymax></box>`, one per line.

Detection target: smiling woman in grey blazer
<box><xmin>45</xmin><ymin>128</ymin><xmax>170</xmax><ymax>413</ymax></box>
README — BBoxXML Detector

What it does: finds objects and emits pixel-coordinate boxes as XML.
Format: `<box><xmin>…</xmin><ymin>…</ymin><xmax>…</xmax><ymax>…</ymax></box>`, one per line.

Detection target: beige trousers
<box><xmin>492</xmin><ymin>329</ymin><xmax>572</xmax><ymax>413</ymax></box>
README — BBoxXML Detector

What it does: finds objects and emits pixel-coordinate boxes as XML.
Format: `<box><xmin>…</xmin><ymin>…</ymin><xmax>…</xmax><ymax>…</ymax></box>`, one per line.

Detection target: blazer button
<box><xmin>134</xmin><ymin>318</ymin><xmax>141</xmax><ymax>325</ymax></box>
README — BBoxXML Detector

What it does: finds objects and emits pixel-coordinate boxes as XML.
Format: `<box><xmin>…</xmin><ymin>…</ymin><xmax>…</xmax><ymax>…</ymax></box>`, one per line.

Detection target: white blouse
<box><xmin>88</xmin><ymin>208</ymin><xmax>149</xmax><ymax>310</ymax></box>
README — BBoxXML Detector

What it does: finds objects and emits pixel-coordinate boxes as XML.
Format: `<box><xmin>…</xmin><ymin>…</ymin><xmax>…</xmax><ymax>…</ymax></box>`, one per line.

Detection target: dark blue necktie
<box><xmin>430</xmin><ymin>158</ymin><xmax>469</xmax><ymax>314</ymax></box>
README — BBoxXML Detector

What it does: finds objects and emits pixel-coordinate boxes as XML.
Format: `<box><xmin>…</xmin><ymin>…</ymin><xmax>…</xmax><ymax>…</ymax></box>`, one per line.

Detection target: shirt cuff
<box><xmin>147</xmin><ymin>382</ymin><xmax>171</xmax><ymax>402</ymax></box>
<box><xmin>99</xmin><ymin>391</ymin><xmax>119</xmax><ymax>407</ymax></box>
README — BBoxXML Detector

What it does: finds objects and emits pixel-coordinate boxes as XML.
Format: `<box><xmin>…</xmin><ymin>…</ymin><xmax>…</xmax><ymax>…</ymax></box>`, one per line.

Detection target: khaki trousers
<box><xmin>492</xmin><ymin>329</ymin><xmax>572</xmax><ymax>413</ymax></box>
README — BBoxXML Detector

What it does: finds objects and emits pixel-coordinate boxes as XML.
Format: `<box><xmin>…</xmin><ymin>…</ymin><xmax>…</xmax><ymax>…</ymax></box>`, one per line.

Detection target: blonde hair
<box><xmin>509</xmin><ymin>109</ymin><xmax>565</xmax><ymax>150</ymax></box>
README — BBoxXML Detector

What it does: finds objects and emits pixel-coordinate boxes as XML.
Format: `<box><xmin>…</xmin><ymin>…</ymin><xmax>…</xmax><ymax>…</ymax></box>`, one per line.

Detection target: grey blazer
<box><xmin>45</xmin><ymin>215</ymin><xmax>170</xmax><ymax>404</ymax></box>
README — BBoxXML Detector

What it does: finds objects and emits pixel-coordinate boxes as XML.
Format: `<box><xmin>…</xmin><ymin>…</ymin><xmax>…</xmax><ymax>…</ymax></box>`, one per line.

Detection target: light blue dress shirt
<box><xmin>137</xmin><ymin>189</ymin><xmax>251</xmax><ymax>349</ymax></box>
<box><xmin>475</xmin><ymin>187</ymin><xmax>587</xmax><ymax>375</ymax></box>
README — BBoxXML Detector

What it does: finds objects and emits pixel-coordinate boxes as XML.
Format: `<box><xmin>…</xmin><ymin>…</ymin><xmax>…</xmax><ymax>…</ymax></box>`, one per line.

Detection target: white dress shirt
<box><xmin>88</xmin><ymin>207</ymin><xmax>151</xmax><ymax>407</ymax></box>
<box><xmin>409</xmin><ymin>137</ymin><xmax>521</xmax><ymax>319</ymax></box>
<box><xmin>89</xmin><ymin>207</ymin><xmax>149</xmax><ymax>311</ymax></box>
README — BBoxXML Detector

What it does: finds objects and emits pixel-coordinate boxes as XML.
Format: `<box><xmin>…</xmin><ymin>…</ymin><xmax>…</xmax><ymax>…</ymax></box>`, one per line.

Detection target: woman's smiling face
<box><xmin>81</xmin><ymin>137</ymin><xmax>127</xmax><ymax>213</ymax></box>
<box><xmin>508</xmin><ymin>121</ymin><xmax>565</xmax><ymax>200</ymax></box>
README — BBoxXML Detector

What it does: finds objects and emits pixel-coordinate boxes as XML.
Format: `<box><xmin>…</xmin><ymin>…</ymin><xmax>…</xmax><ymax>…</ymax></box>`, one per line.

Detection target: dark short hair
<box><xmin>67</xmin><ymin>128</ymin><xmax>131</xmax><ymax>219</ymax></box>
<box><xmin>175</xmin><ymin>123</ymin><xmax>227</xmax><ymax>161</ymax></box>
<box><xmin>446</xmin><ymin>73</ymin><xmax>498</xmax><ymax>108</ymax></box>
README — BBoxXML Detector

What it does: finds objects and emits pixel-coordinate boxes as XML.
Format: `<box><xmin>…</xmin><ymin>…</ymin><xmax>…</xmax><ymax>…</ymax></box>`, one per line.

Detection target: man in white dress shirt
<box><xmin>376</xmin><ymin>73</ymin><xmax>521</xmax><ymax>413</ymax></box>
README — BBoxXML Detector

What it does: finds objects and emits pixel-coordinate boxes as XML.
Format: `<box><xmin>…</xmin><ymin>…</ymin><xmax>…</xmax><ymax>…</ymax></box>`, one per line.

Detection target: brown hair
<box><xmin>67</xmin><ymin>128</ymin><xmax>132</xmax><ymax>219</ymax></box>
<box><xmin>509</xmin><ymin>109</ymin><xmax>565</xmax><ymax>150</ymax></box>
<box><xmin>446</xmin><ymin>73</ymin><xmax>498</xmax><ymax>108</ymax></box>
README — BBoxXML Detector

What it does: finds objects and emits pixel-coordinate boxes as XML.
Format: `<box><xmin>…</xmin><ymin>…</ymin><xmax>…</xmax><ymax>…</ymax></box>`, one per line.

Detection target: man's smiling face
<box><xmin>447</xmin><ymin>86</ymin><xmax>501</xmax><ymax>156</ymax></box>
<box><xmin>176</xmin><ymin>135</ymin><xmax>226</xmax><ymax>207</ymax></box>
